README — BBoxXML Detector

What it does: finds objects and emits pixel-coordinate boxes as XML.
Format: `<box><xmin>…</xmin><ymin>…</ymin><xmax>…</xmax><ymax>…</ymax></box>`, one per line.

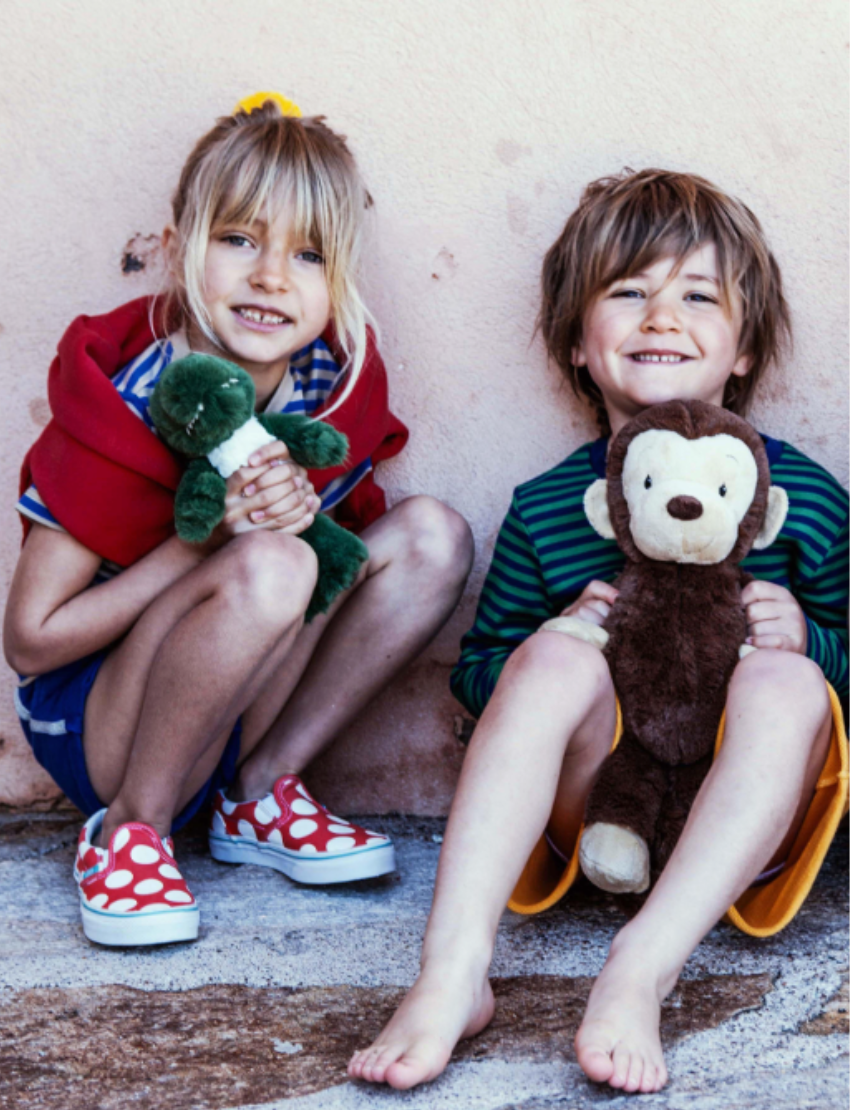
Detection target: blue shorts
<box><xmin>14</xmin><ymin>650</ymin><xmax>242</xmax><ymax>833</ymax></box>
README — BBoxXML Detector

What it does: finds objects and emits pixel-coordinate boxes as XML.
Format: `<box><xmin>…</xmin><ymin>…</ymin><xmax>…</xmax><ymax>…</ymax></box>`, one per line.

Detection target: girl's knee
<box><xmin>391</xmin><ymin>495</ymin><xmax>474</xmax><ymax>583</ymax></box>
<box><xmin>220</xmin><ymin>531</ymin><xmax>318</xmax><ymax>620</ymax></box>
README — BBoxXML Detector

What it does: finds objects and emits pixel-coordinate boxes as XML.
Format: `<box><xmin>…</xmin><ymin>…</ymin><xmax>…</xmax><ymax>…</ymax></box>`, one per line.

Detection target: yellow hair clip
<box><xmin>234</xmin><ymin>91</ymin><xmax>302</xmax><ymax>118</ymax></box>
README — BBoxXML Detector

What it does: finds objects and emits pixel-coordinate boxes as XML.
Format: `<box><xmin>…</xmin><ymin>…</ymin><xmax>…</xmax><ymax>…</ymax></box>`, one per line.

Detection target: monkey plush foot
<box><xmin>540</xmin><ymin>616</ymin><xmax>609</xmax><ymax>650</ymax></box>
<box><xmin>579</xmin><ymin>823</ymin><xmax>650</xmax><ymax>894</ymax></box>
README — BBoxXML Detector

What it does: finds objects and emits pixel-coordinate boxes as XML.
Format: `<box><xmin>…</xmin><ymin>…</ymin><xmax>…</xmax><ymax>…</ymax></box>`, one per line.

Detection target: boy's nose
<box><xmin>641</xmin><ymin>297</ymin><xmax>681</xmax><ymax>332</ymax></box>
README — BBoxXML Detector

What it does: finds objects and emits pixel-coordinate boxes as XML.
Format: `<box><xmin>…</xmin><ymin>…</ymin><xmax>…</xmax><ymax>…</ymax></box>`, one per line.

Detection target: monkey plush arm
<box><xmin>257</xmin><ymin>413</ymin><xmax>348</xmax><ymax>470</ymax></box>
<box><xmin>174</xmin><ymin>458</ymin><xmax>227</xmax><ymax>544</ymax></box>
<box><xmin>539</xmin><ymin>615</ymin><xmax>609</xmax><ymax>650</ymax></box>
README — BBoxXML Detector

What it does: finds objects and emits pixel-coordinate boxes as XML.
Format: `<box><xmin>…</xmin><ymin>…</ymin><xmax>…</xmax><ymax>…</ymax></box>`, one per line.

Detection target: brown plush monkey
<box><xmin>544</xmin><ymin>400</ymin><xmax>788</xmax><ymax>893</ymax></box>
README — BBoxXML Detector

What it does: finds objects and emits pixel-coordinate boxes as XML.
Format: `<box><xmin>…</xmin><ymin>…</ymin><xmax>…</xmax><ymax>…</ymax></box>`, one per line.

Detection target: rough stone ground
<box><xmin>1</xmin><ymin>809</ymin><xmax>847</xmax><ymax>1110</ymax></box>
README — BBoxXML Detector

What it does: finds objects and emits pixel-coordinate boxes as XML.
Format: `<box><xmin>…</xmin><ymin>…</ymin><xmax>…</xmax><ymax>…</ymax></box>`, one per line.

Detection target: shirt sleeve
<box><xmin>16</xmin><ymin>485</ymin><xmax>65</xmax><ymax>532</ymax></box>
<box><xmin>798</xmin><ymin>516</ymin><xmax>849</xmax><ymax>697</ymax></box>
<box><xmin>450</xmin><ymin>495</ymin><xmax>553</xmax><ymax>718</ymax></box>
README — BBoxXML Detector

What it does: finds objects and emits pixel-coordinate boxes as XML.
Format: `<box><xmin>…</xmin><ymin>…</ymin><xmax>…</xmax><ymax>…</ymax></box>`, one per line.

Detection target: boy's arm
<box><xmin>450</xmin><ymin>496</ymin><xmax>553</xmax><ymax>719</ymax></box>
<box><xmin>796</xmin><ymin>519</ymin><xmax>849</xmax><ymax>696</ymax></box>
<box><xmin>3</xmin><ymin>524</ymin><xmax>208</xmax><ymax>676</ymax></box>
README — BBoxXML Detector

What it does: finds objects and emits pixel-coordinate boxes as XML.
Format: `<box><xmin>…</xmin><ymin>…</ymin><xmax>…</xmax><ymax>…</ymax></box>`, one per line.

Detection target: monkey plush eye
<box><xmin>719</xmin><ymin>484</ymin><xmax>727</xmax><ymax>497</ymax></box>
<box><xmin>644</xmin><ymin>476</ymin><xmax>652</xmax><ymax>489</ymax></box>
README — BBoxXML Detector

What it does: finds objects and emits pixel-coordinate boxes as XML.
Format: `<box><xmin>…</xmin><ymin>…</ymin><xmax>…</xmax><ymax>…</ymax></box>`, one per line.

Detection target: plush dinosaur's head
<box><xmin>150</xmin><ymin>354</ymin><xmax>255</xmax><ymax>457</ymax></box>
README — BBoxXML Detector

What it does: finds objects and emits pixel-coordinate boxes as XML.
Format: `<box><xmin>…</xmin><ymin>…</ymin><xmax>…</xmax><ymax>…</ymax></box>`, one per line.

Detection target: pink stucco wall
<box><xmin>1</xmin><ymin>0</ymin><xmax>847</xmax><ymax>813</ymax></box>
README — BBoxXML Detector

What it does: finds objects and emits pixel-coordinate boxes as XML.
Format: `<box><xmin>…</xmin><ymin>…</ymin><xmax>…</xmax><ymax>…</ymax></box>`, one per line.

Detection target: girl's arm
<box><xmin>4</xmin><ymin>524</ymin><xmax>208</xmax><ymax>676</ymax></box>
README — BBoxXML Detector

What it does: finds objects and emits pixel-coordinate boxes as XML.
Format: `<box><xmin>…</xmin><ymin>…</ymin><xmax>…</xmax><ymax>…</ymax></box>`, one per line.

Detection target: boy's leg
<box><xmin>575</xmin><ymin>648</ymin><xmax>833</xmax><ymax>1095</ymax></box>
<box><xmin>230</xmin><ymin>496</ymin><xmax>474</xmax><ymax>798</ymax></box>
<box><xmin>84</xmin><ymin>531</ymin><xmax>318</xmax><ymax>842</ymax></box>
<box><xmin>348</xmin><ymin>631</ymin><xmax>617</xmax><ymax>1089</ymax></box>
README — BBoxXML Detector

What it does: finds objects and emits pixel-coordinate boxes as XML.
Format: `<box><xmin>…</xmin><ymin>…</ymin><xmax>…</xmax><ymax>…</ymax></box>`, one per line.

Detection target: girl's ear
<box><xmin>160</xmin><ymin>226</ymin><xmax>179</xmax><ymax>274</ymax></box>
<box><xmin>583</xmin><ymin>479</ymin><xmax>614</xmax><ymax>539</ymax></box>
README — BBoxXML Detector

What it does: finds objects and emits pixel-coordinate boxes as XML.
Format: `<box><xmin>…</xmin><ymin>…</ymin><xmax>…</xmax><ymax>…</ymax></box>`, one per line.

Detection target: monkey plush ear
<box><xmin>584</xmin><ymin>479</ymin><xmax>615</xmax><ymax>539</ymax></box>
<box><xmin>752</xmin><ymin>486</ymin><xmax>789</xmax><ymax>550</ymax></box>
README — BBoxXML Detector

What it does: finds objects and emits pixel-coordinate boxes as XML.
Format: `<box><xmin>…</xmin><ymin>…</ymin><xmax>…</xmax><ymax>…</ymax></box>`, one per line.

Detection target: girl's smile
<box><xmin>574</xmin><ymin>243</ymin><xmax>751</xmax><ymax>436</ymax></box>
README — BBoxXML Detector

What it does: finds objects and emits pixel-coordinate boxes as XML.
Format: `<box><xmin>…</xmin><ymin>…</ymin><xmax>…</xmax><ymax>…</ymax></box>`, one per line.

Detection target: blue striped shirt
<box><xmin>18</xmin><ymin>335</ymin><xmax>372</xmax><ymax>544</ymax></box>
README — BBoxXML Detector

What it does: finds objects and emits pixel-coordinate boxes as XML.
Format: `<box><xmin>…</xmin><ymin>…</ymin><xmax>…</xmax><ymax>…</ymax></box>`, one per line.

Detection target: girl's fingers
<box><xmin>246</xmin><ymin>440</ymin><xmax>292</xmax><ymax>469</ymax></box>
<box><xmin>253</xmin><ymin>492</ymin><xmax>321</xmax><ymax>526</ymax></box>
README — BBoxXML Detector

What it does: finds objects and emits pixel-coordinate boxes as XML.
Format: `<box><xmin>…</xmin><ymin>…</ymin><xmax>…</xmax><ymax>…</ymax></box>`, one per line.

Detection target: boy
<box><xmin>348</xmin><ymin>170</ymin><xmax>848</xmax><ymax>1093</ymax></box>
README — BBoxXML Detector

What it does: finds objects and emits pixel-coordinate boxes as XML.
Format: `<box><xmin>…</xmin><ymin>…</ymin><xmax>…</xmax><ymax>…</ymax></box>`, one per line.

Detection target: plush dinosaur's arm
<box><xmin>174</xmin><ymin>458</ymin><xmax>228</xmax><ymax>544</ymax></box>
<box><xmin>257</xmin><ymin>413</ymin><xmax>348</xmax><ymax>470</ymax></box>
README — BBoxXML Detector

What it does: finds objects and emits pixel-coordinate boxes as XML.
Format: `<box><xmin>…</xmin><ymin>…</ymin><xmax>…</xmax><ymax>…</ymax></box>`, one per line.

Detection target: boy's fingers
<box><xmin>741</xmin><ymin>579</ymin><xmax>787</xmax><ymax>605</ymax></box>
<box><xmin>586</xmin><ymin>580</ymin><xmax>619</xmax><ymax>603</ymax></box>
<box><xmin>744</xmin><ymin>600</ymin><xmax>783</xmax><ymax>623</ymax></box>
<box><xmin>748</xmin><ymin>633</ymin><xmax>794</xmax><ymax>651</ymax></box>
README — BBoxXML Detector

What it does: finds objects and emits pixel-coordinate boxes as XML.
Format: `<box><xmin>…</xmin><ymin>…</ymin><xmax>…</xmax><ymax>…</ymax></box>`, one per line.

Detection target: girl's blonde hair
<box><xmin>539</xmin><ymin>169</ymin><xmax>792</xmax><ymax>434</ymax></box>
<box><xmin>166</xmin><ymin>100</ymin><xmax>373</xmax><ymax>419</ymax></box>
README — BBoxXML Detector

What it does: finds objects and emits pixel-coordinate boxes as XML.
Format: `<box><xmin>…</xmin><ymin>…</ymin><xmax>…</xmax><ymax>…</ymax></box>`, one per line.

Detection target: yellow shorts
<box><xmin>508</xmin><ymin>684</ymin><xmax>848</xmax><ymax>938</ymax></box>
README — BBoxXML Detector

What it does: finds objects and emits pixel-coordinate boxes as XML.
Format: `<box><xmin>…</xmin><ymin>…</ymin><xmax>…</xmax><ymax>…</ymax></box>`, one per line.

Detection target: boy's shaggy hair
<box><xmin>539</xmin><ymin>169</ymin><xmax>792</xmax><ymax>433</ymax></box>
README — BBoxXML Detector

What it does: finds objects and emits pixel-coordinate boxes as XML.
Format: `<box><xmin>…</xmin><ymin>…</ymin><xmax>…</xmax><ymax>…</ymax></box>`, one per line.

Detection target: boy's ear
<box><xmin>731</xmin><ymin>349</ymin><xmax>752</xmax><ymax>378</ymax></box>
<box><xmin>571</xmin><ymin>340</ymin><xmax>586</xmax><ymax>367</ymax></box>
<box><xmin>584</xmin><ymin>479</ymin><xmax>615</xmax><ymax>539</ymax></box>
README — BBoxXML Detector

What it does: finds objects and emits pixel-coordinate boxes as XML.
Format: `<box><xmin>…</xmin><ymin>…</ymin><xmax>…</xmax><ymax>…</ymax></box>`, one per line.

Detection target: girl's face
<box><xmin>195</xmin><ymin>205</ymin><xmax>331</xmax><ymax>396</ymax></box>
<box><xmin>573</xmin><ymin>243</ymin><xmax>751</xmax><ymax>437</ymax></box>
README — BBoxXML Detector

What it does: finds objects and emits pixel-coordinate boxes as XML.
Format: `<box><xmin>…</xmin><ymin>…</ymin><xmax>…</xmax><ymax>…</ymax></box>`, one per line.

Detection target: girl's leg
<box><xmin>230</xmin><ymin>496</ymin><xmax>474</xmax><ymax>798</ymax></box>
<box><xmin>84</xmin><ymin>531</ymin><xmax>317</xmax><ymax>843</ymax></box>
<box><xmin>348</xmin><ymin>631</ymin><xmax>617</xmax><ymax>1089</ymax></box>
<box><xmin>574</xmin><ymin>649</ymin><xmax>834</xmax><ymax>1095</ymax></box>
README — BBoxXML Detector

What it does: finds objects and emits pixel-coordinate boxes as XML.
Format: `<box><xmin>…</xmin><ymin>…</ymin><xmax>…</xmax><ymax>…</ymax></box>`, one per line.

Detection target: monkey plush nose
<box><xmin>666</xmin><ymin>495</ymin><xmax>703</xmax><ymax>521</ymax></box>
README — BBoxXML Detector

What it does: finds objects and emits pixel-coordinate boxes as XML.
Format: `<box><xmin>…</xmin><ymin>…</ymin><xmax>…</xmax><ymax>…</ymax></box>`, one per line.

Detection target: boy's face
<box><xmin>574</xmin><ymin>243</ymin><xmax>751</xmax><ymax>437</ymax></box>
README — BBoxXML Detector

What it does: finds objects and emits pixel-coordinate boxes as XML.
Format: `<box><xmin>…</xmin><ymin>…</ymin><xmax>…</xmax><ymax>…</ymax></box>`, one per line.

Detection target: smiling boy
<box><xmin>349</xmin><ymin>169</ymin><xmax>848</xmax><ymax>1093</ymax></box>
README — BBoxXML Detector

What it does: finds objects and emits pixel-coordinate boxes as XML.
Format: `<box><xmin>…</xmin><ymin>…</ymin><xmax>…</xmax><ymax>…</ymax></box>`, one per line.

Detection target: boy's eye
<box><xmin>610</xmin><ymin>288</ymin><xmax>644</xmax><ymax>299</ymax></box>
<box><xmin>685</xmin><ymin>292</ymin><xmax>718</xmax><ymax>304</ymax></box>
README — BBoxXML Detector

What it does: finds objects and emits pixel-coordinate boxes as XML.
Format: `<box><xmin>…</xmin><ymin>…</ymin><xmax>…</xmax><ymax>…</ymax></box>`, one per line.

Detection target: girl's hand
<box><xmin>559</xmin><ymin>580</ymin><xmax>619</xmax><ymax>628</ymax></box>
<box><xmin>742</xmin><ymin>580</ymin><xmax>808</xmax><ymax>654</ymax></box>
<box><xmin>222</xmin><ymin>441</ymin><xmax>321</xmax><ymax>537</ymax></box>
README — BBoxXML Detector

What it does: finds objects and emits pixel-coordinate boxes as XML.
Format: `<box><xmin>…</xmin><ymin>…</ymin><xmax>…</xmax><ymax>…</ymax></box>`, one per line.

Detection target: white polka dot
<box><xmin>263</xmin><ymin>797</ymin><xmax>281</xmax><ymax>819</ymax></box>
<box><xmin>327</xmin><ymin>823</ymin><xmax>353</xmax><ymax>834</ymax></box>
<box><xmin>159</xmin><ymin>864</ymin><xmax>182</xmax><ymax>881</ymax></box>
<box><xmin>326</xmin><ymin>837</ymin><xmax>356</xmax><ymax>852</ymax></box>
<box><xmin>134</xmin><ymin>878</ymin><xmax>164</xmax><ymax>896</ymax></box>
<box><xmin>164</xmin><ymin>840</ymin><xmax>175</xmax><ymax>858</ymax></box>
<box><xmin>108</xmin><ymin>898</ymin><xmax>137</xmax><ymax>913</ymax></box>
<box><xmin>87</xmin><ymin>893</ymin><xmax>108</xmax><ymax>909</ymax></box>
<box><xmin>130</xmin><ymin>845</ymin><xmax>160</xmax><ymax>866</ymax></box>
<box><xmin>289</xmin><ymin>819</ymin><xmax>318</xmax><ymax>839</ymax></box>
<box><xmin>267</xmin><ymin>829</ymin><xmax>283</xmax><ymax>846</ymax></box>
<box><xmin>112</xmin><ymin>828</ymin><xmax>131</xmax><ymax>852</ymax></box>
<box><xmin>299</xmin><ymin>844</ymin><xmax>318</xmax><ymax>854</ymax></box>
<box><xmin>104</xmin><ymin>869</ymin><xmax>133</xmax><ymax>890</ymax></box>
<box><xmin>211</xmin><ymin>811</ymin><xmax>227</xmax><ymax>836</ymax></box>
<box><xmin>366</xmin><ymin>837</ymin><xmax>388</xmax><ymax>846</ymax></box>
<box><xmin>253</xmin><ymin>801</ymin><xmax>276</xmax><ymax>825</ymax></box>
<box><xmin>164</xmin><ymin>890</ymin><xmax>194</xmax><ymax>904</ymax></box>
<box><xmin>237</xmin><ymin>819</ymin><xmax>257</xmax><ymax>840</ymax></box>
<box><xmin>137</xmin><ymin>902</ymin><xmax>172</xmax><ymax>913</ymax></box>
<box><xmin>221</xmin><ymin>797</ymin><xmax>238</xmax><ymax>815</ymax></box>
<box><xmin>295</xmin><ymin>783</ymin><xmax>313</xmax><ymax>800</ymax></box>
<box><xmin>291</xmin><ymin>799</ymin><xmax>318</xmax><ymax>816</ymax></box>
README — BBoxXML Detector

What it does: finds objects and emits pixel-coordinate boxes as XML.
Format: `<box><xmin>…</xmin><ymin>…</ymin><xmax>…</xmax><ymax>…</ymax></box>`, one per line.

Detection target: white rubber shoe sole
<box><xmin>209</xmin><ymin>832</ymin><xmax>396</xmax><ymax>885</ymax></box>
<box><xmin>80</xmin><ymin>901</ymin><xmax>200</xmax><ymax>947</ymax></box>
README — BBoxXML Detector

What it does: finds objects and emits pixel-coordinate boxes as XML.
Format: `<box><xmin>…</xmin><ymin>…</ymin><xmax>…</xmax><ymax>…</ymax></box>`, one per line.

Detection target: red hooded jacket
<box><xmin>21</xmin><ymin>297</ymin><xmax>409</xmax><ymax>566</ymax></box>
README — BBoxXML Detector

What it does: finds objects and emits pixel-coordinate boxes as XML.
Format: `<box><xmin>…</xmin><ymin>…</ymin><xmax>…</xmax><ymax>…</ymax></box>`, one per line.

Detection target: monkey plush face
<box><xmin>584</xmin><ymin>401</ymin><xmax>788</xmax><ymax>566</ymax></box>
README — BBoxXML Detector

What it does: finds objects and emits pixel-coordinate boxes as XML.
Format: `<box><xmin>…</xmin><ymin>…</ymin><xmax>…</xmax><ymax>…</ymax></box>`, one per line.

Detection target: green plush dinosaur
<box><xmin>150</xmin><ymin>353</ymin><xmax>368</xmax><ymax>621</ymax></box>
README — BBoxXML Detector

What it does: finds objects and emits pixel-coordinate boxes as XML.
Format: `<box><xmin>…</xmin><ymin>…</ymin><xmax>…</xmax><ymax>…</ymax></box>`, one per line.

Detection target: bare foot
<box><xmin>348</xmin><ymin>960</ymin><xmax>495</xmax><ymax>1089</ymax></box>
<box><xmin>575</xmin><ymin>944</ymin><xmax>669</xmax><ymax>1094</ymax></box>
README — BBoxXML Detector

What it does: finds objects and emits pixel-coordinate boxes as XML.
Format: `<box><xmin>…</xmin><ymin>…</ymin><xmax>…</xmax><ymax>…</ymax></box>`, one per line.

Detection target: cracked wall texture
<box><xmin>0</xmin><ymin>0</ymin><xmax>846</xmax><ymax>812</ymax></box>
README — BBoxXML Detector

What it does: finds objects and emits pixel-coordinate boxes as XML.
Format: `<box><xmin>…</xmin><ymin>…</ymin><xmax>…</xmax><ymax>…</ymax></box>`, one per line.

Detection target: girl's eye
<box><xmin>644</xmin><ymin>475</ymin><xmax>652</xmax><ymax>490</ymax></box>
<box><xmin>299</xmin><ymin>249</ymin><xmax>324</xmax><ymax>265</ymax></box>
<box><xmin>222</xmin><ymin>233</ymin><xmax>252</xmax><ymax>248</ymax></box>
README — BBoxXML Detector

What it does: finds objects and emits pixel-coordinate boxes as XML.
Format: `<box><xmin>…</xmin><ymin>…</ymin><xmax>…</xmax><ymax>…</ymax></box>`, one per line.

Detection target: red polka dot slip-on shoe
<box><xmin>74</xmin><ymin>809</ymin><xmax>199</xmax><ymax>947</ymax></box>
<box><xmin>208</xmin><ymin>775</ymin><xmax>396</xmax><ymax>884</ymax></box>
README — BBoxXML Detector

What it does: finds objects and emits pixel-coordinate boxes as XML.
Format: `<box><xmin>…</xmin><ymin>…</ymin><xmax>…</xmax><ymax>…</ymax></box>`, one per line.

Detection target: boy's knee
<box><xmin>733</xmin><ymin>648</ymin><xmax>830</xmax><ymax>720</ymax></box>
<box><xmin>222</xmin><ymin>531</ymin><xmax>318</xmax><ymax>620</ymax></box>
<box><xmin>507</xmin><ymin>628</ymin><xmax>613</xmax><ymax>703</ymax></box>
<box><xmin>392</xmin><ymin>495</ymin><xmax>474</xmax><ymax>583</ymax></box>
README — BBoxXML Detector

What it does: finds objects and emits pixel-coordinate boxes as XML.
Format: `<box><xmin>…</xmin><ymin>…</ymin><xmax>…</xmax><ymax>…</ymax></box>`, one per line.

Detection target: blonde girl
<box><xmin>6</xmin><ymin>96</ymin><xmax>472</xmax><ymax>947</ymax></box>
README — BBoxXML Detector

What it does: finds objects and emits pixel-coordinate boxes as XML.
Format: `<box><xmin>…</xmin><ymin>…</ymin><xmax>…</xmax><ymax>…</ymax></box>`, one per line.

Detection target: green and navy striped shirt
<box><xmin>451</xmin><ymin>434</ymin><xmax>849</xmax><ymax>717</ymax></box>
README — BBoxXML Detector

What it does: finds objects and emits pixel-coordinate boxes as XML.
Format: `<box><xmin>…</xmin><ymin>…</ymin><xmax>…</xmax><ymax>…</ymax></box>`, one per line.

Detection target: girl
<box><xmin>5</xmin><ymin>95</ymin><xmax>473</xmax><ymax>948</ymax></box>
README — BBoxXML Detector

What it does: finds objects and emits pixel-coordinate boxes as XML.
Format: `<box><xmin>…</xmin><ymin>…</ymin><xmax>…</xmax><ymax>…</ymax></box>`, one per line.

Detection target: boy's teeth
<box><xmin>633</xmin><ymin>353</ymin><xmax>685</xmax><ymax>363</ymax></box>
<box><xmin>238</xmin><ymin>308</ymin><xmax>289</xmax><ymax>325</ymax></box>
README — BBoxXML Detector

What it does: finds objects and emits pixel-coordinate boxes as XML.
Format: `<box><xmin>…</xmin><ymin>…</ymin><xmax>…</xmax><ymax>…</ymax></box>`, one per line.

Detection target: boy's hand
<box><xmin>742</xmin><ymin>580</ymin><xmax>808</xmax><ymax>654</ymax></box>
<box><xmin>560</xmin><ymin>580</ymin><xmax>619</xmax><ymax>628</ymax></box>
<box><xmin>223</xmin><ymin>441</ymin><xmax>321</xmax><ymax>536</ymax></box>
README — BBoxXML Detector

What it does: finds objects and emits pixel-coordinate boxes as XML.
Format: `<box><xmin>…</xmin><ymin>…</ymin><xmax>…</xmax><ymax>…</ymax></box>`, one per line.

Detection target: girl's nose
<box><xmin>250</xmin><ymin>251</ymin><xmax>291</xmax><ymax>292</ymax></box>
